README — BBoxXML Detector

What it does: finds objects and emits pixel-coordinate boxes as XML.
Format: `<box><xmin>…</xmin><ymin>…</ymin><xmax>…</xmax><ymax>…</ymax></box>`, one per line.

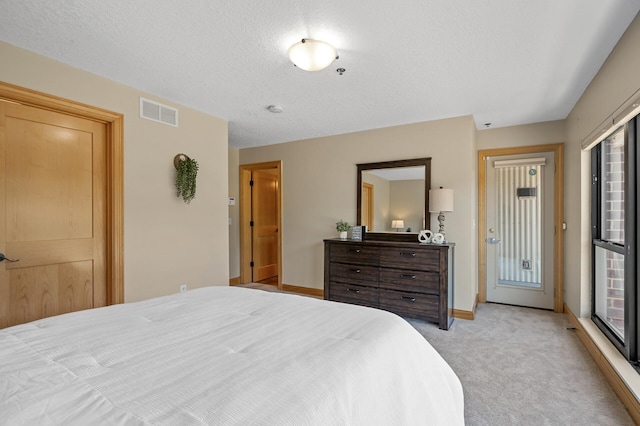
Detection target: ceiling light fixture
<box><xmin>267</xmin><ymin>105</ymin><xmax>283</xmax><ymax>113</ymax></box>
<box><xmin>288</xmin><ymin>38</ymin><xmax>338</xmax><ymax>71</ymax></box>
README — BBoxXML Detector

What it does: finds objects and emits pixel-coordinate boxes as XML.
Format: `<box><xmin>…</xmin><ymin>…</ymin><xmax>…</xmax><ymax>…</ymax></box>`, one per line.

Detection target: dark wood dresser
<box><xmin>324</xmin><ymin>239</ymin><xmax>454</xmax><ymax>330</ymax></box>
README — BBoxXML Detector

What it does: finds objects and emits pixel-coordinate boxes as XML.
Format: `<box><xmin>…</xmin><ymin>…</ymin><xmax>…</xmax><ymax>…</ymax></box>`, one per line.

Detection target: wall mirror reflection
<box><xmin>357</xmin><ymin>158</ymin><xmax>431</xmax><ymax>238</ymax></box>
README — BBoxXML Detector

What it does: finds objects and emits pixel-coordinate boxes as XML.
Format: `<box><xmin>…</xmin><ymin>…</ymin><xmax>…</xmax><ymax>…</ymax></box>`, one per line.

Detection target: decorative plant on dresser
<box><xmin>336</xmin><ymin>220</ymin><xmax>351</xmax><ymax>239</ymax></box>
<box><xmin>324</xmin><ymin>238</ymin><xmax>454</xmax><ymax>329</ymax></box>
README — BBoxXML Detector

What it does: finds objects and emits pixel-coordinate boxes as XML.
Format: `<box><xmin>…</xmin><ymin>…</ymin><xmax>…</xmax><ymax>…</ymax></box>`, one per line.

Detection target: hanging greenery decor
<box><xmin>175</xmin><ymin>156</ymin><xmax>199</xmax><ymax>204</ymax></box>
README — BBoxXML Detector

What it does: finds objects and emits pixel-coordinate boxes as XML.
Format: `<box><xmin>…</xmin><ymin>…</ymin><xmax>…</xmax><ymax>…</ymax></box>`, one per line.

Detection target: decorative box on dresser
<box><xmin>324</xmin><ymin>238</ymin><xmax>454</xmax><ymax>330</ymax></box>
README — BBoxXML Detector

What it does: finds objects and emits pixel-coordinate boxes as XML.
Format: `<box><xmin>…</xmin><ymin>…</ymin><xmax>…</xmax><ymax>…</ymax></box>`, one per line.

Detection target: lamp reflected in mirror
<box><xmin>391</xmin><ymin>219</ymin><xmax>405</xmax><ymax>232</ymax></box>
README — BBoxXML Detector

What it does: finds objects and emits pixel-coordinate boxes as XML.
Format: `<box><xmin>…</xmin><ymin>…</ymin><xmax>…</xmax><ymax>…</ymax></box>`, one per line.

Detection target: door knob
<box><xmin>0</xmin><ymin>253</ymin><xmax>19</xmax><ymax>262</ymax></box>
<box><xmin>485</xmin><ymin>237</ymin><xmax>500</xmax><ymax>245</ymax></box>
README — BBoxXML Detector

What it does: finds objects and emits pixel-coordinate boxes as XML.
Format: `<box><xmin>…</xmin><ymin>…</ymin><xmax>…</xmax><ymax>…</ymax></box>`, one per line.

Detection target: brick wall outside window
<box><xmin>605</xmin><ymin>142</ymin><xmax>624</xmax><ymax>332</ymax></box>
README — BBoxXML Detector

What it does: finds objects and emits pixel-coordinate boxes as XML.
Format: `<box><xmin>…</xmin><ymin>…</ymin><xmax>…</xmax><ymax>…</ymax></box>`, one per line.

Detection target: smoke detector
<box><xmin>267</xmin><ymin>105</ymin><xmax>283</xmax><ymax>113</ymax></box>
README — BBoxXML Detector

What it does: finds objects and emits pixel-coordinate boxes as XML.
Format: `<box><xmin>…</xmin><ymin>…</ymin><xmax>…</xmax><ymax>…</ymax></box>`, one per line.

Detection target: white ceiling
<box><xmin>0</xmin><ymin>1</ymin><xmax>638</xmax><ymax>149</ymax></box>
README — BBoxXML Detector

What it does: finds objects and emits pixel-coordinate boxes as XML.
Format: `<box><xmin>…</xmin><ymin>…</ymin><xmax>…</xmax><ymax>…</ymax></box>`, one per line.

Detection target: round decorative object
<box><xmin>432</xmin><ymin>232</ymin><xmax>445</xmax><ymax>244</ymax></box>
<box><xmin>174</xmin><ymin>153</ymin><xmax>191</xmax><ymax>169</ymax></box>
<box><xmin>529</xmin><ymin>169</ymin><xmax>537</xmax><ymax>176</ymax></box>
<box><xmin>418</xmin><ymin>229</ymin><xmax>433</xmax><ymax>243</ymax></box>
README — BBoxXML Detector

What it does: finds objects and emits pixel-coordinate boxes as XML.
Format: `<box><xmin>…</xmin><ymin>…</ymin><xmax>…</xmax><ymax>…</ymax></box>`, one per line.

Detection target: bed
<box><xmin>0</xmin><ymin>286</ymin><xmax>464</xmax><ymax>425</ymax></box>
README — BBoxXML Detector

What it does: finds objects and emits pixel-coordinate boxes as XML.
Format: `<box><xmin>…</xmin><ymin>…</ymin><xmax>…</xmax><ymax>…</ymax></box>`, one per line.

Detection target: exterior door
<box><xmin>0</xmin><ymin>101</ymin><xmax>107</xmax><ymax>328</ymax></box>
<box><xmin>485</xmin><ymin>152</ymin><xmax>555</xmax><ymax>309</ymax></box>
<box><xmin>251</xmin><ymin>170</ymin><xmax>279</xmax><ymax>282</ymax></box>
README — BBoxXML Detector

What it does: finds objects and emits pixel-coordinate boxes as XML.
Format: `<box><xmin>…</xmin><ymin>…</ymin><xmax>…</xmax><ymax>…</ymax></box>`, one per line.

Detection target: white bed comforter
<box><xmin>0</xmin><ymin>286</ymin><xmax>464</xmax><ymax>425</ymax></box>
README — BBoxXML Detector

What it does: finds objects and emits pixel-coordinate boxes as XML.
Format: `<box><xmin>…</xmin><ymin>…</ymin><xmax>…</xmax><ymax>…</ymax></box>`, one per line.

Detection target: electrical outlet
<box><xmin>180</xmin><ymin>284</ymin><xmax>187</xmax><ymax>293</ymax></box>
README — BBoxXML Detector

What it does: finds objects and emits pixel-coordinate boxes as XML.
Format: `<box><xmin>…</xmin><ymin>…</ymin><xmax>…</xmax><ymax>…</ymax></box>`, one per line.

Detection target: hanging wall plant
<box><xmin>174</xmin><ymin>154</ymin><xmax>199</xmax><ymax>204</ymax></box>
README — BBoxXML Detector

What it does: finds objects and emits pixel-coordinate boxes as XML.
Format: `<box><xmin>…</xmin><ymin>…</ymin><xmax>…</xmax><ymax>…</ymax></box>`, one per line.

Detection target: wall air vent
<box><xmin>139</xmin><ymin>97</ymin><xmax>178</xmax><ymax>127</ymax></box>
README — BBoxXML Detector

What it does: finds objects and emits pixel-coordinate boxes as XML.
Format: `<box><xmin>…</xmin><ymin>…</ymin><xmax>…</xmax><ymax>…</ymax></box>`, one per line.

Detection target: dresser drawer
<box><xmin>329</xmin><ymin>282</ymin><xmax>378</xmax><ymax>308</ymax></box>
<box><xmin>379</xmin><ymin>246</ymin><xmax>439</xmax><ymax>271</ymax></box>
<box><xmin>379</xmin><ymin>268</ymin><xmax>439</xmax><ymax>294</ymax></box>
<box><xmin>330</xmin><ymin>243</ymin><xmax>379</xmax><ymax>266</ymax></box>
<box><xmin>330</xmin><ymin>262</ymin><xmax>379</xmax><ymax>285</ymax></box>
<box><xmin>379</xmin><ymin>289</ymin><xmax>439</xmax><ymax>321</ymax></box>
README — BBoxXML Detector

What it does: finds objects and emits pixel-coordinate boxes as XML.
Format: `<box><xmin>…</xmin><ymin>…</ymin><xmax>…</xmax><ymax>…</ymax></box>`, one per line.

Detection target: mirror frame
<box><xmin>357</xmin><ymin>157</ymin><xmax>432</xmax><ymax>242</ymax></box>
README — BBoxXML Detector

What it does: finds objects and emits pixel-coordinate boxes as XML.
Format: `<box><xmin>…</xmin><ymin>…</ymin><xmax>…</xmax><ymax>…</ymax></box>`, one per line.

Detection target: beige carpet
<box><xmin>409</xmin><ymin>303</ymin><xmax>633</xmax><ymax>425</ymax></box>
<box><xmin>236</xmin><ymin>284</ymin><xmax>633</xmax><ymax>425</ymax></box>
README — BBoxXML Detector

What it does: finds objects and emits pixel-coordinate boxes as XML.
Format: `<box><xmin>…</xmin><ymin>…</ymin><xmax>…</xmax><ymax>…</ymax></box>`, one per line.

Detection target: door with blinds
<box><xmin>485</xmin><ymin>152</ymin><xmax>555</xmax><ymax>309</ymax></box>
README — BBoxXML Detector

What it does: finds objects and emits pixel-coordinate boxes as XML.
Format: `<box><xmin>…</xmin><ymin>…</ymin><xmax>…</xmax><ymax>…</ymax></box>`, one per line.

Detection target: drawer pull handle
<box><xmin>401</xmin><ymin>296</ymin><xmax>416</xmax><ymax>302</ymax></box>
<box><xmin>399</xmin><ymin>252</ymin><xmax>416</xmax><ymax>257</ymax></box>
<box><xmin>400</xmin><ymin>274</ymin><xmax>416</xmax><ymax>280</ymax></box>
<box><xmin>347</xmin><ymin>288</ymin><xmax>361</xmax><ymax>294</ymax></box>
<box><xmin>349</xmin><ymin>249</ymin><xmax>361</xmax><ymax>253</ymax></box>
<box><xmin>349</xmin><ymin>268</ymin><xmax>361</xmax><ymax>273</ymax></box>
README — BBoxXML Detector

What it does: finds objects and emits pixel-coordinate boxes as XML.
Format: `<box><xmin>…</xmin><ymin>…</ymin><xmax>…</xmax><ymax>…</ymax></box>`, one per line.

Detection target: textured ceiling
<box><xmin>0</xmin><ymin>1</ymin><xmax>638</xmax><ymax>148</ymax></box>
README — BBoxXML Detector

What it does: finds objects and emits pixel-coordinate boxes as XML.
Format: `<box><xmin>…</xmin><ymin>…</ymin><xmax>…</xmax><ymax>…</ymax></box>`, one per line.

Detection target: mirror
<box><xmin>357</xmin><ymin>158</ymin><xmax>431</xmax><ymax>241</ymax></box>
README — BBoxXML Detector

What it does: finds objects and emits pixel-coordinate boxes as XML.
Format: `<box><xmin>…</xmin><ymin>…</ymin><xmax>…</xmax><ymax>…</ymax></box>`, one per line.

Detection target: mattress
<box><xmin>0</xmin><ymin>286</ymin><xmax>464</xmax><ymax>425</ymax></box>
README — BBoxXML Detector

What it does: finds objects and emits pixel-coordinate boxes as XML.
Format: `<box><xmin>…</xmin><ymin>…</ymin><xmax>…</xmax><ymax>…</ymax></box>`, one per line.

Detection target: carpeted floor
<box><xmin>236</xmin><ymin>284</ymin><xmax>634</xmax><ymax>425</ymax></box>
<box><xmin>408</xmin><ymin>303</ymin><xmax>634</xmax><ymax>425</ymax></box>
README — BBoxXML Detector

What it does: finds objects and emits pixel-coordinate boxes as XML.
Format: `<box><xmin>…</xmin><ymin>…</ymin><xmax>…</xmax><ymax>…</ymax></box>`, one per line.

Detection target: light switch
<box><xmin>228</xmin><ymin>197</ymin><xmax>236</xmax><ymax>206</ymax></box>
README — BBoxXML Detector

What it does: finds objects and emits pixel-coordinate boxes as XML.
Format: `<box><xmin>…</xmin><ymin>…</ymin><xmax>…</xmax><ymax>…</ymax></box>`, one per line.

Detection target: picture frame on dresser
<box><xmin>349</xmin><ymin>225</ymin><xmax>364</xmax><ymax>241</ymax></box>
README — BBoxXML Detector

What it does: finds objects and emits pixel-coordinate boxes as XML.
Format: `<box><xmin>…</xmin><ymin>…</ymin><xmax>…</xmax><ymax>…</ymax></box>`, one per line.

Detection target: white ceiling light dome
<box><xmin>288</xmin><ymin>38</ymin><xmax>338</xmax><ymax>71</ymax></box>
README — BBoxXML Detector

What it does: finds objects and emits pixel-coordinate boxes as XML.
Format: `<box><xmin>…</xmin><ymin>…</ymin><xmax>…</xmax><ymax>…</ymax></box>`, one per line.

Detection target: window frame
<box><xmin>590</xmin><ymin>117</ymin><xmax>638</xmax><ymax>363</ymax></box>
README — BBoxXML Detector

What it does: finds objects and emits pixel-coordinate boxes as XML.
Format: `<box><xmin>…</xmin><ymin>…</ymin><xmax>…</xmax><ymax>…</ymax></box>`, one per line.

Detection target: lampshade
<box><xmin>288</xmin><ymin>39</ymin><xmax>338</xmax><ymax>71</ymax></box>
<box><xmin>429</xmin><ymin>188</ymin><xmax>454</xmax><ymax>212</ymax></box>
<box><xmin>391</xmin><ymin>220</ymin><xmax>405</xmax><ymax>229</ymax></box>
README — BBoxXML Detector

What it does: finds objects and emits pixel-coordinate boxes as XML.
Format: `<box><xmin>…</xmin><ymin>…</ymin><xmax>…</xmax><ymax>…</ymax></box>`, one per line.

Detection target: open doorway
<box><xmin>478</xmin><ymin>144</ymin><xmax>564</xmax><ymax>313</ymax></box>
<box><xmin>239</xmin><ymin>161</ymin><xmax>282</xmax><ymax>289</ymax></box>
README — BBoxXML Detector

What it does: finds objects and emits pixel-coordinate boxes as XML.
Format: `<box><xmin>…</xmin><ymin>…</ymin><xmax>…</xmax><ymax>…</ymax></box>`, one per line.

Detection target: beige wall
<box><xmin>476</xmin><ymin>121</ymin><xmax>566</xmax><ymax>151</ymax></box>
<box><xmin>566</xmin><ymin>12</ymin><xmax>640</xmax><ymax>317</ymax></box>
<box><xmin>239</xmin><ymin>115</ymin><xmax>478</xmax><ymax>312</ymax></box>
<box><xmin>390</xmin><ymin>180</ymin><xmax>424</xmax><ymax>232</ymax></box>
<box><xmin>0</xmin><ymin>41</ymin><xmax>229</xmax><ymax>302</ymax></box>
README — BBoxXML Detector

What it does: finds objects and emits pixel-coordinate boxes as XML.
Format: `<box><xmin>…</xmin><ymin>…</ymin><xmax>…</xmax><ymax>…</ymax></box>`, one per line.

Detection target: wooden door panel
<box><xmin>6</xmin><ymin>117</ymin><xmax>93</xmax><ymax>242</ymax></box>
<box><xmin>252</xmin><ymin>170</ymin><xmax>278</xmax><ymax>282</ymax></box>
<box><xmin>8</xmin><ymin>261</ymin><xmax>93</xmax><ymax>326</ymax></box>
<box><xmin>363</xmin><ymin>183</ymin><xmax>374</xmax><ymax>231</ymax></box>
<box><xmin>5</xmin><ymin>239</ymin><xmax>93</xmax><ymax>269</ymax></box>
<box><xmin>57</xmin><ymin>261</ymin><xmax>94</xmax><ymax>315</ymax></box>
<box><xmin>255</xmin><ymin>235</ymin><xmax>278</xmax><ymax>279</ymax></box>
<box><xmin>0</xmin><ymin>102</ymin><xmax>106</xmax><ymax>328</ymax></box>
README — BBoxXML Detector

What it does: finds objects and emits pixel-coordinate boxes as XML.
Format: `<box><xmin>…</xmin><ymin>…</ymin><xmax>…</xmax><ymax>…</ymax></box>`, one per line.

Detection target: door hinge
<box><xmin>250</xmin><ymin>261</ymin><xmax>254</xmax><ymax>267</ymax></box>
<box><xmin>250</xmin><ymin>220</ymin><xmax>254</xmax><ymax>227</ymax></box>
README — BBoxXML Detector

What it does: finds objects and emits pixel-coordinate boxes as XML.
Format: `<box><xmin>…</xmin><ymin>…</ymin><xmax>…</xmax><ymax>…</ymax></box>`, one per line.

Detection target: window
<box><xmin>591</xmin><ymin>117</ymin><xmax>638</xmax><ymax>363</ymax></box>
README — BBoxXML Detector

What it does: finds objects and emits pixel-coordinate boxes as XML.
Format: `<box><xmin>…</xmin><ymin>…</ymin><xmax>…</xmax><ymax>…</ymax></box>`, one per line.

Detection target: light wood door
<box><xmin>362</xmin><ymin>182</ymin><xmax>374</xmax><ymax>231</ymax></box>
<box><xmin>252</xmin><ymin>170</ymin><xmax>278</xmax><ymax>282</ymax></box>
<box><xmin>0</xmin><ymin>102</ymin><xmax>107</xmax><ymax>328</ymax></box>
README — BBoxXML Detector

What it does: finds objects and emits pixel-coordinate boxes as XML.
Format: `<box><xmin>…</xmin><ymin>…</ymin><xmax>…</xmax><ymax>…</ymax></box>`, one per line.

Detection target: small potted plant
<box><xmin>336</xmin><ymin>220</ymin><xmax>350</xmax><ymax>239</ymax></box>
